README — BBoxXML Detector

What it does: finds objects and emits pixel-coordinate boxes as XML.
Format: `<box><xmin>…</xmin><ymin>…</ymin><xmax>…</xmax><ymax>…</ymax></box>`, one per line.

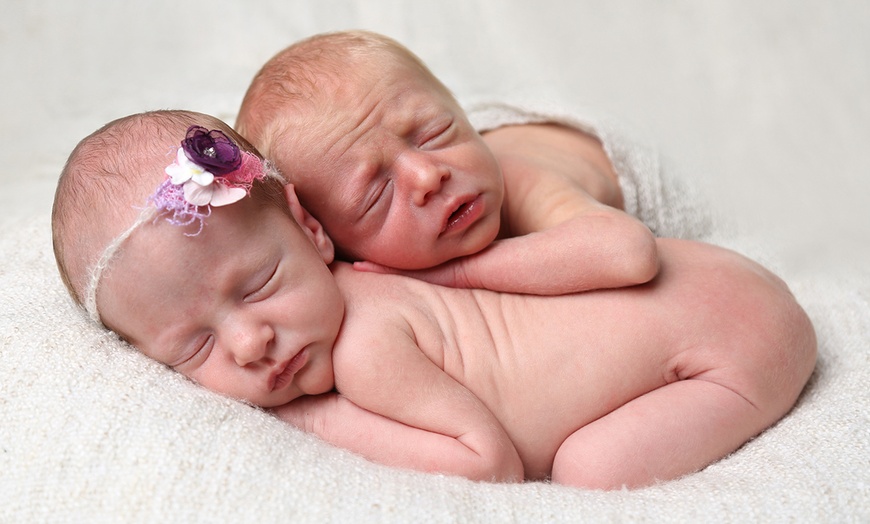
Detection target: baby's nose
<box><xmin>397</xmin><ymin>153</ymin><xmax>449</xmax><ymax>206</ymax></box>
<box><xmin>225</xmin><ymin>316</ymin><xmax>275</xmax><ymax>367</ymax></box>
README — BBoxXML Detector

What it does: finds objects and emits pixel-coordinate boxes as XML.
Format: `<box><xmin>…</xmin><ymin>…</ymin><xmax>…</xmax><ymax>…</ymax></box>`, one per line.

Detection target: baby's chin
<box><xmin>450</xmin><ymin>220</ymin><xmax>502</xmax><ymax>261</ymax></box>
<box><xmin>430</xmin><ymin>231</ymin><xmax>500</xmax><ymax>268</ymax></box>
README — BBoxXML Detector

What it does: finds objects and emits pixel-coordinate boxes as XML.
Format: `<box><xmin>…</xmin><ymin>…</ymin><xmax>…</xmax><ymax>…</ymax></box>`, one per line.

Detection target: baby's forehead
<box><xmin>300</xmin><ymin>65</ymin><xmax>449</xmax><ymax>129</ymax></box>
<box><xmin>57</xmin><ymin>145</ymin><xmax>169</xmax><ymax>288</ymax></box>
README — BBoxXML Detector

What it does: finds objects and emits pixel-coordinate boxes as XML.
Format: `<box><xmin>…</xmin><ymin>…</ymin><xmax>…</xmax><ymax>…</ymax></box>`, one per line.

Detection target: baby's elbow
<box><xmin>494</xmin><ymin>451</ymin><xmax>525</xmax><ymax>483</ymax></box>
<box><xmin>475</xmin><ymin>454</ymin><xmax>524</xmax><ymax>484</ymax></box>
<box><xmin>464</xmin><ymin>441</ymin><xmax>524</xmax><ymax>483</ymax></box>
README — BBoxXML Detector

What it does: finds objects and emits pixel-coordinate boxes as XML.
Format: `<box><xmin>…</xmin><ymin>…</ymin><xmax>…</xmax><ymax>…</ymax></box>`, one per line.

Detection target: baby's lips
<box><xmin>270</xmin><ymin>348</ymin><xmax>309</xmax><ymax>391</ymax></box>
<box><xmin>441</xmin><ymin>194</ymin><xmax>483</xmax><ymax>235</ymax></box>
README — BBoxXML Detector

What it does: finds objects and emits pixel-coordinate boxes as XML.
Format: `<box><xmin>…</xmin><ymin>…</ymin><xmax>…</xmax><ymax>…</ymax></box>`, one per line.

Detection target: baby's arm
<box><xmin>274</xmin><ymin>323</ymin><xmax>523</xmax><ymax>482</ymax></box>
<box><xmin>358</xmin><ymin>124</ymin><xmax>659</xmax><ymax>295</ymax></box>
<box><xmin>272</xmin><ymin>391</ymin><xmax>519</xmax><ymax>481</ymax></box>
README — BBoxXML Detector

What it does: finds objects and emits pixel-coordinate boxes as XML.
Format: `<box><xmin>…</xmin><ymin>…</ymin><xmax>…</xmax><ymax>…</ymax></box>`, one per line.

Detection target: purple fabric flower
<box><xmin>181</xmin><ymin>126</ymin><xmax>242</xmax><ymax>176</ymax></box>
<box><xmin>149</xmin><ymin>127</ymin><xmax>272</xmax><ymax>236</ymax></box>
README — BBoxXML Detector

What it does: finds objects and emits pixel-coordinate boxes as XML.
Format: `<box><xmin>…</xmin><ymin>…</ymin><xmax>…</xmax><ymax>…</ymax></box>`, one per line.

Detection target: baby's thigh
<box><xmin>549</xmin><ymin>256</ymin><xmax>816</xmax><ymax>488</ymax></box>
<box><xmin>550</xmin><ymin>377</ymin><xmax>767</xmax><ymax>490</ymax></box>
<box><xmin>657</xmin><ymin>238</ymin><xmax>816</xmax><ymax>422</ymax></box>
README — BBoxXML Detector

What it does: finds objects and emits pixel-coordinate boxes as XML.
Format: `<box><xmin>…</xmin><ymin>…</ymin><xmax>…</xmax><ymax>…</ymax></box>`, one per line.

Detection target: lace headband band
<box><xmin>84</xmin><ymin>125</ymin><xmax>281</xmax><ymax>324</ymax></box>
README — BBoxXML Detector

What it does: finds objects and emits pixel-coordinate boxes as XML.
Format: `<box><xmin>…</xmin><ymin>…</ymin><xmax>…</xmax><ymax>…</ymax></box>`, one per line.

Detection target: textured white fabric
<box><xmin>2</xmin><ymin>103</ymin><xmax>868</xmax><ymax>522</ymax></box>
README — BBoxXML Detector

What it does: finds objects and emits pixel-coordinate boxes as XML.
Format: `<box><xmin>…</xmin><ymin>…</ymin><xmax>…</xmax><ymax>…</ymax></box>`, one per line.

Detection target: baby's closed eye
<box><xmin>244</xmin><ymin>261</ymin><xmax>280</xmax><ymax>302</ymax></box>
<box><xmin>364</xmin><ymin>179</ymin><xmax>391</xmax><ymax>215</ymax></box>
<box><xmin>172</xmin><ymin>333</ymin><xmax>215</xmax><ymax>371</ymax></box>
<box><xmin>419</xmin><ymin>119</ymin><xmax>455</xmax><ymax>149</ymax></box>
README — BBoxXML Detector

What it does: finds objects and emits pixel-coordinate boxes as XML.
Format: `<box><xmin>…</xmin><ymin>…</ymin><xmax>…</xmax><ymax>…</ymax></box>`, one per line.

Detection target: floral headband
<box><xmin>84</xmin><ymin>125</ymin><xmax>281</xmax><ymax>323</ymax></box>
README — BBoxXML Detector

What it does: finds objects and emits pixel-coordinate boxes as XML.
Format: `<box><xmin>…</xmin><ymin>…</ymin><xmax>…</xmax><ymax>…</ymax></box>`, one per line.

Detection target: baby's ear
<box><xmin>282</xmin><ymin>184</ymin><xmax>335</xmax><ymax>264</ymax></box>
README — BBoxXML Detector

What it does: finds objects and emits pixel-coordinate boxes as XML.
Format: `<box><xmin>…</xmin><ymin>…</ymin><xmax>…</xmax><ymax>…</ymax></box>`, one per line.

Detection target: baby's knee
<box><xmin>687</xmin><ymin>254</ymin><xmax>817</xmax><ymax>424</ymax></box>
<box><xmin>771</xmin><ymin>300</ymin><xmax>816</xmax><ymax>409</ymax></box>
<box><xmin>732</xmin><ymin>287</ymin><xmax>817</xmax><ymax>419</ymax></box>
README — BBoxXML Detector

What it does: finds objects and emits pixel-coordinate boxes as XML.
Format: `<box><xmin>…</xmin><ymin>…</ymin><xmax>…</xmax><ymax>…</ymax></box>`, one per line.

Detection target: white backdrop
<box><xmin>2</xmin><ymin>0</ymin><xmax>868</xmax><ymax>276</ymax></box>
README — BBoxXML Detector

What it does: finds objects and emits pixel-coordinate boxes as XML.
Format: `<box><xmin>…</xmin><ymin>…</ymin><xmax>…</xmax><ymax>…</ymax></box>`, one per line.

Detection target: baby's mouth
<box><xmin>271</xmin><ymin>348</ymin><xmax>308</xmax><ymax>391</ymax></box>
<box><xmin>448</xmin><ymin>202</ymin><xmax>473</xmax><ymax>226</ymax></box>
<box><xmin>442</xmin><ymin>195</ymin><xmax>482</xmax><ymax>234</ymax></box>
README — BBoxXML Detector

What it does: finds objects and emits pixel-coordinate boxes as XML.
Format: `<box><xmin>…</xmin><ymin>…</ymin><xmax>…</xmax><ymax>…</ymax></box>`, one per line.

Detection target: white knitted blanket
<box><xmin>2</xmin><ymin>102</ymin><xmax>867</xmax><ymax>523</ymax></box>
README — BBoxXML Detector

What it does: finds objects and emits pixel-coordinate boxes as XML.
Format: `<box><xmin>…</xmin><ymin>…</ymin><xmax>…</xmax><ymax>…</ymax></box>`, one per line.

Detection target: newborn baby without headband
<box><xmin>84</xmin><ymin>125</ymin><xmax>280</xmax><ymax>323</ymax></box>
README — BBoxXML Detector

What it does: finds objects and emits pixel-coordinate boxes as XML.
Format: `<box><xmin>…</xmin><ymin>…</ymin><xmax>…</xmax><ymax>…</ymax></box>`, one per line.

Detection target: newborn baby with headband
<box><xmin>52</xmin><ymin>110</ymin><xmax>816</xmax><ymax>489</ymax></box>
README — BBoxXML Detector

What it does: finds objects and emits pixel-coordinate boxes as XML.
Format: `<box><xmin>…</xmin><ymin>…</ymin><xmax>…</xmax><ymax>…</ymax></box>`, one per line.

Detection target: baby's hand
<box><xmin>270</xmin><ymin>393</ymin><xmax>337</xmax><ymax>434</ymax></box>
<box><xmin>353</xmin><ymin>259</ymin><xmax>480</xmax><ymax>289</ymax></box>
<box><xmin>351</xmin><ymin>260</ymin><xmax>402</xmax><ymax>276</ymax></box>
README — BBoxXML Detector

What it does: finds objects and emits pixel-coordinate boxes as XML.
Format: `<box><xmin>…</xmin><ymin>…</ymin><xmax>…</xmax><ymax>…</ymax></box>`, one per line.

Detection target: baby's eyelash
<box><xmin>369</xmin><ymin>181</ymin><xmax>388</xmax><ymax>209</ymax></box>
<box><xmin>174</xmin><ymin>334</ymin><xmax>214</xmax><ymax>370</ymax></box>
<box><xmin>197</xmin><ymin>335</ymin><xmax>215</xmax><ymax>359</ymax></box>
<box><xmin>421</xmin><ymin>120</ymin><xmax>454</xmax><ymax>147</ymax></box>
<box><xmin>245</xmin><ymin>262</ymin><xmax>280</xmax><ymax>302</ymax></box>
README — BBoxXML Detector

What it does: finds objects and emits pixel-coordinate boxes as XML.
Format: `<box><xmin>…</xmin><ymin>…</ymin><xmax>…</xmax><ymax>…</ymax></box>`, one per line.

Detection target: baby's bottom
<box><xmin>551</xmin><ymin>240</ymin><xmax>818</xmax><ymax>490</ymax></box>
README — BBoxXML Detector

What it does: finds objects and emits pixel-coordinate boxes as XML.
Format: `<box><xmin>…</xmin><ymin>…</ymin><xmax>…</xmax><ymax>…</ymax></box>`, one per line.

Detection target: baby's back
<box><xmin>333</xmin><ymin>238</ymin><xmax>815</xmax><ymax>480</ymax></box>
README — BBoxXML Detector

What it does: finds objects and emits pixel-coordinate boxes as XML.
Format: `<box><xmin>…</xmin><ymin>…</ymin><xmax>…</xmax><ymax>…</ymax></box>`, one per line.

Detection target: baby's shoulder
<box><xmin>333</xmin><ymin>263</ymin><xmax>425</xmax><ymax>314</ymax></box>
<box><xmin>331</xmin><ymin>271</ymin><xmax>431</xmax><ymax>387</ymax></box>
<box><xmin>332</xmin><ymin>263</ymin><xmax>419</xmax><ymax>340</ymax></box>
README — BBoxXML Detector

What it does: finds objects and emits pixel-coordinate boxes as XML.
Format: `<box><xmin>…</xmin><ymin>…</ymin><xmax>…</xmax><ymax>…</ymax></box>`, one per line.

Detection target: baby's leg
<box><xmin>552</xmin><ymin>266</ymin><xmax>817</xmax><ymax>490</ymax></box>
<box><xmin>551</xmin><ymin>378</ymin><xmax>769</xmax><ymax>490</ymax></box>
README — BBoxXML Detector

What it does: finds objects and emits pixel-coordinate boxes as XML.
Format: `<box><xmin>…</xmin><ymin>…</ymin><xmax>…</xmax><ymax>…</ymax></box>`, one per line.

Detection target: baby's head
<box><xmin>53</xmin><ymin>110</ymin><xmax>342</xmax><ymax>407</ymax></box>
<box><xmin>238</xmin><ymin>30</ymin><xmax>505</xmax><ymax>269</ymax></box>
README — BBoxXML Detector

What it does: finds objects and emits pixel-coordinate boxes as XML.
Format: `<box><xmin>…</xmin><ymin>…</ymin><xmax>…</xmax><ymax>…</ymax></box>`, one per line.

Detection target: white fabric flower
<box><xmin>183</xmin><ymin>181</ymin><xmax>247</xmax><ymax>207</ymax></box>
<box><xmin>165</xmin><ymin>148</ymin><xmax>214</xmax><ymax>186</ymax></box>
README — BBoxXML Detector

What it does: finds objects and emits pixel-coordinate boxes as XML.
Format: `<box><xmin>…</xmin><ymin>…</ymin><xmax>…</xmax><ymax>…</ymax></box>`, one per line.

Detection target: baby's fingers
<box><xmin>353</xmin><ymin>261</ymin><xmax>400</xmax><ymax>275</ymax></box>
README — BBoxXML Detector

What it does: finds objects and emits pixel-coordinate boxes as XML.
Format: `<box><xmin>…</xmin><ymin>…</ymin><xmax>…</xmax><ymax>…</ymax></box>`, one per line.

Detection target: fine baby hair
<box><xmin>52</xmin><ymin>110</ymin><xmax>285</xmax><ymax>323</ymax></box>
